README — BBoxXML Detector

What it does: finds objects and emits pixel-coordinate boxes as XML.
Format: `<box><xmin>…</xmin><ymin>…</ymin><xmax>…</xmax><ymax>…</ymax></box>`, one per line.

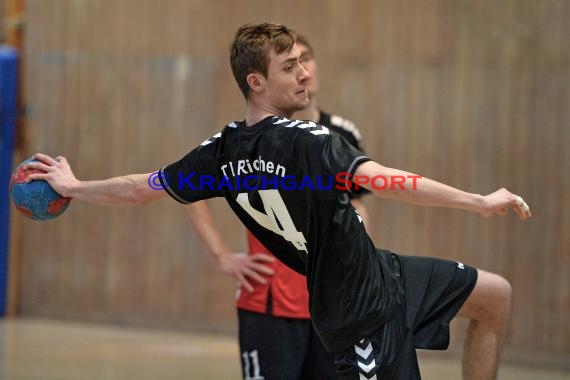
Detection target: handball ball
<box><xmin>9</xmin><ymin>158</ymin><xmax>71</xmax><ymax>221</ymax></box>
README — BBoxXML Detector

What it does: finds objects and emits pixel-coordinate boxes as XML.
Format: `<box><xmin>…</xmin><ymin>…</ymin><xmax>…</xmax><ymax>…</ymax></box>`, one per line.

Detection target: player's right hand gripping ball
<box><xmin>9</xmin><ymin>158</ymin><xmax>71</xmax><ymax>221</ymax></box>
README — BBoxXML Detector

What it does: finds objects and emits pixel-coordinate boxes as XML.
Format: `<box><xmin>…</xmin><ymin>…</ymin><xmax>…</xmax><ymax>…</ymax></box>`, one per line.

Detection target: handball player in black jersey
<box><xmin>184</xmin><ymin>33</ymin><xmax>372</xmax><ymax>380</ymax></box>
<box><xmin>27</xmin><ymin>23</ymin><xmax>532</xmax><ymax>380</ymax></box>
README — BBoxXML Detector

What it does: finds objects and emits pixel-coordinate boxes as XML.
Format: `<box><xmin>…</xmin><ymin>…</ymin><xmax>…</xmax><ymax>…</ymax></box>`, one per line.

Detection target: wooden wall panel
<box><xmin>11</xmin><ymin>0</ymin><xmax>569</xmax><ymax>364</ymax></box>
<box><xmin>0</xmin><ymin>0</ymin><xmax>5</xmax><ymax>43</ymax></box>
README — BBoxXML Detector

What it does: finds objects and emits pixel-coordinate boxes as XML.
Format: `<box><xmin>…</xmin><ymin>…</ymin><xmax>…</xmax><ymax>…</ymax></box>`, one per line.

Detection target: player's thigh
<box><xmin>456</xmin><ymin>269</ymin><xmax>512</xmax><ymax>324</ymax></box>
<box><xmin>238</xmin><ymin>309</ymin><xmax>310</xmax><ymax>380</ymax></box>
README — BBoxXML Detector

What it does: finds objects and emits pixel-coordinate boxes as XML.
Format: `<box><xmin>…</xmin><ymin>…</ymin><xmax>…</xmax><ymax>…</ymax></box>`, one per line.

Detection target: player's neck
<box><xmin>244</xmin><ymin>101</ymin><xmax>294</xmax><ymax>126</ymax></box>
<box><xmin>292</xmin><ymin>97</ymin><xmax>319</xmax><ymax>122</ymax></box>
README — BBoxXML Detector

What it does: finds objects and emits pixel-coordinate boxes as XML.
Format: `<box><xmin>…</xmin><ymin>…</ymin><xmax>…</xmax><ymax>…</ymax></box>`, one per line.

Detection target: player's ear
<box><xmin>246</xmin><ymin>72</ymin><xmax>265</xmax><ymax>93</ymax></box>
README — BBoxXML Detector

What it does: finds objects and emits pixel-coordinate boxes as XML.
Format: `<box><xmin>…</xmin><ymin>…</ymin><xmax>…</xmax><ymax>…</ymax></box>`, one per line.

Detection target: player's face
<box><xmin>264</xmin><ymin>43</ymin><xmax>311</xmax><ymax>115</ymax></box>
<box><xmin>298</xmin><ymin>43</ymin><xmax>319</xmax><ymax>98</ymax></box>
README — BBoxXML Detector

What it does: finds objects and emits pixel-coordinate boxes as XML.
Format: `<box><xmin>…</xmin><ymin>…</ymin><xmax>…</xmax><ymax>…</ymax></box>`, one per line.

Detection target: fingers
<box><xmin>23</xmin><ymin>159</ymin><xmax>54</xmax><ymax>182</ymax></box>
<box><xmin>240</xmin><ymin>256</ymin><xmax>273</xmax><ymax>279</ymax></box>
<box><xmin>24</xmin><ymin>161</ymin><xmax>51</xmax><ymax>172</ymax></box>
<box><xmin>24</xmin><ymin>153</ymin><xmax>63</xmax><ymax>174</ymax></box>
<box><xmin>247</xmin><ymin>254</ymin><xmax>275</xmax><ymax>275</ymax></box>
<box><xmin>237</xmin><ymin>274</ymin><xmax>253</xmax><ymax>292</ymax></box>
<box><xmin>249</xmin><ymin>262</ymin><xmax>274</xmax><ymax>276</ymax></box>
<box><xmin>232</xmin><ymin>253</ymin><xmax>276</xmax><ymax>291</ymax></box>
<box><xmin>236</xmin><ymin>267</ymin><xmax>266</xmax><ymax>293</ymax></box>
<box><xmin>250</xmin><ymin>253</ymin><xmax>276</xmax><ymax>263</ymax></box>
<box><xmin>31</xmin><ymin>153</ymin><xmax>60</xmax><ymax>166</ymax></box>
<box><xmin>54</xmin><ymin>156</ymin><xmax>69</xmax><ymax>165</ymax></box>
<box><xmin>243</xmin><ymin>267</ymin><xmax>268</xmax><ymax>285</ymax></box>
<box><xmin>26</xmin><ymin>172</ymin><xmax>50</xmax><ymax>182</ymax></box>
<box><xmin>513</xmin><ymin>195</ymin><xmax>531</xmax><ymax>220</ymax></box>
<box><xmin>514</xmin><ymin>196</ymin><xmax>529</xmax><ymax>212</ymax></box>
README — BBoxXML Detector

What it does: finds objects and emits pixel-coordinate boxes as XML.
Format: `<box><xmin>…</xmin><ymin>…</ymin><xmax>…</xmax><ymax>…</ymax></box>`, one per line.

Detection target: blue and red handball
<box><xmin>9</xmin><ymin>158</ymin><xmax>71</xmax><ymax>221</ymax></box>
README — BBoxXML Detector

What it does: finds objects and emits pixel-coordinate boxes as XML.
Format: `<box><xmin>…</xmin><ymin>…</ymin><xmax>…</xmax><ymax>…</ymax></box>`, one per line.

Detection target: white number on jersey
<box><xmin>236</xmin><ymin>190</ymin><xmax>308</xmax><ymax>253</ymax></box>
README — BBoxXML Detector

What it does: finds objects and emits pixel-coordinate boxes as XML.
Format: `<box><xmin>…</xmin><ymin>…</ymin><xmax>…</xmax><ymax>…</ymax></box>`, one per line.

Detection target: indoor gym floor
<box><xmin>0</xmin><ymin>318</ymin><xmax>567</xmax><ymax>380</ymax></box>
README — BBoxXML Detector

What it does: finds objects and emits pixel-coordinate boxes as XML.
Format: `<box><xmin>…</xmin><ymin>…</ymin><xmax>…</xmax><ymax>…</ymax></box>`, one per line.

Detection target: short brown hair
<box><xmin>230</xmin><ymin>23</ymin><xmax>297</xmax><ymax>98</ymax></box>
<box><xmin>295</xmin><ymin>33</ymin><xmax>314</xmax><ymax>55</ymax></box>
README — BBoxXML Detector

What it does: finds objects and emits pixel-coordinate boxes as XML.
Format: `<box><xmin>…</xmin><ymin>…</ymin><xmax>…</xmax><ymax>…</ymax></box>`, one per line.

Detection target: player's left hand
<box><xmin>24</xmin><ymin>153</ymin><xmax>80</xmax><ymax>198</ymax></box>
<box><xmin>480</xmin><ymin>188</ymin><xmax>531</xmax><ymax>220</ymax></box>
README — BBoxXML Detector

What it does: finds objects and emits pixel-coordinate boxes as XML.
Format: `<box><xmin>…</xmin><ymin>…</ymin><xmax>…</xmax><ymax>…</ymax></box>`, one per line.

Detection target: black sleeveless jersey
<box><xmin>160</xmin><ymin>116</ymin><xmax>392</xmax><ymax>352</ymax></box>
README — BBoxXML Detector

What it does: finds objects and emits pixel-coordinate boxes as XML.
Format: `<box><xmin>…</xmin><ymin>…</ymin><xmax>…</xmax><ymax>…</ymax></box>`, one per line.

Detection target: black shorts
<box><xmin>238</xmin><ymin>308</ymin><xmax>337</xmax><ymax>380</ymax></box>
<box><xmin>334</xmin><ymin>252</ymin><xmax>478</xmax><ymax>380</ymax></box>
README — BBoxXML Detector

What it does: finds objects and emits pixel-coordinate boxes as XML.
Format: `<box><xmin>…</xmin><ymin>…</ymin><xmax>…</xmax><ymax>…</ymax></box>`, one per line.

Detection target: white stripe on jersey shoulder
<box><xmin>330</xmin><ymin>114</ymin><xmax>362</xmax><ymax>141</ymax></box>
<box><xmin>199</xmin><ymin>121</ymin><xmax>237</xmax><ymax>146</ymax></box>
<box><xmin>273</xmin><ymin>117</ymin><xmax>330</xmax><ymax>136</ymax></box>
<box><xmin>200</xmin><ymin>132</ymin><xmax>222</xmax><ymax>146</ymax></box>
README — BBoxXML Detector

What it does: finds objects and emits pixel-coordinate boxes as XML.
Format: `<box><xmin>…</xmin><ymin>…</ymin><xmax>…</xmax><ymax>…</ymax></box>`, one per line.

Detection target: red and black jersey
<box><xmin>236</xmin><ymin>232</ymin><xmax>311</xmax><ymax>318</ymax></box>
<box><xmin>160</xmin><ymin>116</ymin><xmax>391</xmax><ymax>352</ymax></box>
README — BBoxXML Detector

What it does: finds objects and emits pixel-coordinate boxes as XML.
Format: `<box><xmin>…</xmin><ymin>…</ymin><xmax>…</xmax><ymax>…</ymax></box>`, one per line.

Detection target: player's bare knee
<box><xmin>462</xmin><ymin>271</ymin><xmax>511</xmax><ymax>325</ymax></box>
<box><xmin>497</xmin><ymin>275</ymin><xmax>512</xmax><ymax>315</ymax></box>
<box><xmin>483</xmin><ymin>274</ymin><xmax>512</xmax><ymax>326</ymax></box>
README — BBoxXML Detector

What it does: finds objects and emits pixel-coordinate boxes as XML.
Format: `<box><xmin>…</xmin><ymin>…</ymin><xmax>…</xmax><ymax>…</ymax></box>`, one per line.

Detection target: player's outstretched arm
<box><xmin>184</xmin><ymin>201</ymin><xmax>275</xmax><ymax>292</ymax></box>
<box><xmin>354</xmin><ymin>161</ymin><xmax>531</xmax><ymax>220</ymax></box>
<box><xmin>24</xmin><ymin>153</ymin><xmax>166</xmax><ymax>206</ymax></box>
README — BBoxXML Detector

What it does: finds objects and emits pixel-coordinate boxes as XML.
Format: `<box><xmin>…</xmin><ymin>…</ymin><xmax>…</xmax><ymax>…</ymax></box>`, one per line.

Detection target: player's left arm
<box><xmin>24</xmin><ymin>153</ymin><xmax>166</xmax><ymax>206</ymax></box>
<box><xmin>354</xmin><ymin>160</ymin><xmax>531</xmax><ymax>220</ymax></box>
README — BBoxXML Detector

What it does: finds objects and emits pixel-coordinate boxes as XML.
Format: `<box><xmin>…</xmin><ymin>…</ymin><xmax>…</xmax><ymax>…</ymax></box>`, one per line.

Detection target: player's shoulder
<box><xmin>201</xmin><ymin>117</ymin><xmax>333</xmax><ymax>152</ymax></box>
<box><xmin>271</xmin><ymin>116</ymin><xmax>331</xmax><ymax>139</ymax></box>
<box><xmin>197</xmin><ymin>121</ymin><xmax>241</xmax><ymax>150</ymax></box>
<box><xmin>319</xmin><ymin>111</ymin><xmax>362</xmax><ymax>142</ymax></box>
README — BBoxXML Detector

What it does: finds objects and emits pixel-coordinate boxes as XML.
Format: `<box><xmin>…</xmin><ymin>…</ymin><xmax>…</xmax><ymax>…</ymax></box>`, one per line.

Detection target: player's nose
<box><xmin>299</xmin><ymin>63</ymin><xmax>311</xmax><ymax>82</ymax></box>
